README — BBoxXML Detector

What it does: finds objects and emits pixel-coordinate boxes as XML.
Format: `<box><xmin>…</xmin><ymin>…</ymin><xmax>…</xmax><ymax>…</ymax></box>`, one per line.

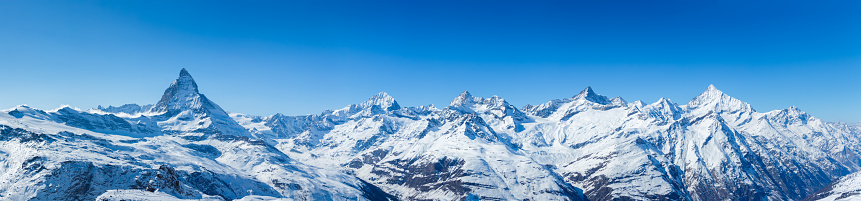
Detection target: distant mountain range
<box><xmin>1</xmin><ymin>69</ymin><xmax>858</xmax><ymax>201</ymax></box>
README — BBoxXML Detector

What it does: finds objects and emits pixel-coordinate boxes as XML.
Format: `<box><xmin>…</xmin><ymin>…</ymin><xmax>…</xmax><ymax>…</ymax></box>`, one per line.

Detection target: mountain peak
<box><xmin>582</xmin><ymin>86</ymin><xmax>595</xmax><ymax>94</ymax></box>
<box><xmin>450</xmin><ymin>90</ymin><xmax>475</xmax><ymax>107</ymax></box>
<box><xmin>148</xmin><ymin>69</ymin><xmax>249</xmax><ymax>136</ymax></box>
<box><xmin>370</xmin><ymin>92</ymin><xmax>393</xmax><ymax>100</ymax></box>
<box><xmin>151</xmin><ymin>69</ymin><xmax>207</xmax><ymax>113</ymax></box>
<box><xmin>574</xmin><ymin>86</ymin><xmax>611</xmax><ymax>105</ymax></box>
<box><xmin>610</xmin><ymin>96</ymin><xmax>627</xmax><ymax>105</ymax></box>
<box><xmin>459</xmin><ymin>90</ymin><xmax>473</xmax><ymax>98</ymax></box>
<box><xmin>361</xmin><ymin>92</ymin><xmax>400</xmax><ymax>111</ymax></box>
<box><xmin>781</xmin><ymin>106</ymin><xmax>808</xmax><ymax>116</ymax></box>
<box><xmin>655</xmin><ymin>97</ymin><xmax>675</xmax><ymax>106</ymax></box>
<box><xmin>179</xmin><ymin>68</ymin><xmax>191</xmax><ymax>77</ymax></box>
<box><xmin>174</xmin><ymin>68</ymin><xmax>198</xmax><ymax>92</ymax></box>
<box><xmin>688</xmin><ymin>84</ymin><xmax>754</xmax><ymax>113</ymax></box>
<box><xmin>690</xmin><ymin>84</ymin><xmax>727</xmax><ymax>105</ymax></box>
<box><xmin>703</xmin><ymin>84</ymin><xmax>723</xmax><ymax>96</ymax></box>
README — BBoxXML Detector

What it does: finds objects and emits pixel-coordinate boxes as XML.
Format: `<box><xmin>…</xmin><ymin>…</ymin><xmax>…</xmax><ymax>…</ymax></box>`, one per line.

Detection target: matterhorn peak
<box><xmin>360</xmin><ymin>92</ymin><xmax>401</xmax><ymax>111</ymax></box>
<box><xmin>179</xmin><ymin>68</ymin><xmax>192</xmax><ymax>77</ymax></box>
<box><xmin>176</xmin><ymin>68</ymin><xmax>199</xmax><ymax>93</ymax></box>
<box><xmin>151</xmin><ymin>69</ymin><xmax>218</xmax><ymax>114</ymax></box>
<box><xmin>145</xmin><ymin>69</ymin><xmax>249</xmax><ymax>136</ymax></box>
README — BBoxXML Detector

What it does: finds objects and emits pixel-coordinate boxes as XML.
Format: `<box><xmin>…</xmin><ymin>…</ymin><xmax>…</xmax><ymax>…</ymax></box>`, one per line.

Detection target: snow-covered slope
<box><xmin>238</xmin><ymin>92</ymin><xmax>585</xmax><ymax>200</ymax></box>
<box><xmin>0</xmin><ymin>69</ymin><xmax>393</xmax><ymax>201</ymax></box>
<box><xmin>2</xmin><ymin>68</ymin><xmax>859</xmax><ymax>201</ymax></box>
<box><xmin>235</xmin><ymin>85</ymin><xmax>861</xmax><ymax>201</ymax></box>
<box><xmin>804</xmin><ymin>170</ymin><xmax>861</xmax><ymax>201</ymax></box>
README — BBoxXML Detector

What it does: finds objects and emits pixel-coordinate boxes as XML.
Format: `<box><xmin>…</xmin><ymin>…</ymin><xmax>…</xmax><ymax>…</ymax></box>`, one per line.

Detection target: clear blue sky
<box><xmin>1</xmin><ymin>1</ymin><xmax>859</xmax><ymax>122</ymax></box>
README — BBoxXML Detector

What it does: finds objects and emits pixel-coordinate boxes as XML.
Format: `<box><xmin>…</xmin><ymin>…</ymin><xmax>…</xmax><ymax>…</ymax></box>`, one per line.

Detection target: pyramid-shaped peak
<box><xmin>151</xmin><ymin>69</ymin><xmax>208</xmax><ymax>113</ymax></box>
<box><xmin>574</xmin><ymin>86</ymin><xmax>611</xmax><ymax>105</ymax></box>
<box><xmin>704</xmin><ymin>84</ymin><xmax>722</xmax><ymax>94</ymax></box>
<box><xmin>173</xmin><ymin>68</ymin><xmax>199</xmax><ymax>93</ymax></box>
<box><xmin>179</xmin><ymin>68</ymin><xmax>192</xmax><ymax>77</ymax></box>
<box><xmin>574</xmin><ymin>86</ymin><xmax>601</xmax><ymax>98</ymax></box>
<box><xmin>692</xmin><ymin>84</ymin><xmax>728</xmax><ymax>104</ymax></box>
<box><xmin>580</xmin><ymin>86</ymin><xmax>595</xmax><ymax>95</ymax></box>
<box><xmin>688</xmin><ymin>84</ymin><xmax>754</xmax><ymax>113</ymax></box>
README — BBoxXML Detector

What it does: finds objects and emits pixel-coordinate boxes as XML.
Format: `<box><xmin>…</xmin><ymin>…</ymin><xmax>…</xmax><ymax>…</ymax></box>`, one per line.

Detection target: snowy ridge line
<box><xmin>232</xmin><ymin>83</ymin><xmax>860</xmax><ymax>201</ymax></box>
<box><xmin>0</xmin><ymin>69</ymin><xmax>396</xmax><ymax>201</ymax></box>
<box><xmin>1</xmin><ymin>69</ymin><xmax>858</xmax><ymax>201</ymax></box>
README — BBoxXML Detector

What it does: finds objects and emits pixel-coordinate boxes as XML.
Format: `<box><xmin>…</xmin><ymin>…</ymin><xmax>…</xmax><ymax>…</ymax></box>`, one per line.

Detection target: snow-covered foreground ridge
<box><xmin>0</xmin><ymin>69</ymin><xmax>858</xmax><ymax>201</ymax></box>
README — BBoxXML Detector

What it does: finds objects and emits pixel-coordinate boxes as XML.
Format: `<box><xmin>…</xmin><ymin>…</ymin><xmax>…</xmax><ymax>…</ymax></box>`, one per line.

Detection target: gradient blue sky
<box><xmin>1</xmin><ymin>1</ymin><xmax>859</xmax><ymax>122</ymax></box>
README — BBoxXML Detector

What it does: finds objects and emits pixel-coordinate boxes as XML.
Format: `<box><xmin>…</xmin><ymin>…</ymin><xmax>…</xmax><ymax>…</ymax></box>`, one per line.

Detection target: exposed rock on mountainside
<box><xmin>1</xmin><ymin>69</ymin><xmax>858</xmax><ymax>201</ymax></box>
<box><xmin>0</xmin><ymin>69</ymin><xmax>394</xmax><ymax>201</ymax></box>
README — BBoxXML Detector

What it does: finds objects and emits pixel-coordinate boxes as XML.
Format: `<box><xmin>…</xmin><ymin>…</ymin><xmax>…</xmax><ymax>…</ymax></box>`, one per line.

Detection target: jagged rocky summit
<box><xmin>0</xmin><ymin>69</ymin><xmax>859</xmax><ymax>201</ymax></box>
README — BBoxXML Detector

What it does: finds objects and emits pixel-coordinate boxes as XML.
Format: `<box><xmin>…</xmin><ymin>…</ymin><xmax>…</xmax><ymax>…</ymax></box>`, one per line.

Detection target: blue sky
<box><xmin>1</xmin><ymin>1</ymin><xmax>859</xmax><ymax>122</ymax></box>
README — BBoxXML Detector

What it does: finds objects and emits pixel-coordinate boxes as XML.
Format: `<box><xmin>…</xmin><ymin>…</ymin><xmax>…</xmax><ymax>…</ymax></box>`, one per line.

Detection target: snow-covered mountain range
<box><xmin>1</xmin><ymin>69</ymin><xmax>858</xmax><ymax>201</ymax></box>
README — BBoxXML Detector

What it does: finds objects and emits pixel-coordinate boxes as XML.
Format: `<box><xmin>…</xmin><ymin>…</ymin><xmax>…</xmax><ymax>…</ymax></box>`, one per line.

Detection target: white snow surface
<box><xmin>810</xmin><ymin>171</ymin><xmax>861</xmax><ymax>201</ymax></box>
<box><xmin>238</xmin><ymin>85</ymin><xmax>861</xmax><ymax>201</ymax></box>
<box><xmin>96</xmin><ymin>189</ymin><xmax>223</xmax><ymax>201</ymax></box>
<box><xmin>1</xmin><ymin>69</ymin><xmax>859</xmax><ymax>201</ymax></box>
<box><xmin>0</xmin><ymin>69</ymin><xmax>383</xmax><ymax>201</ymax></box>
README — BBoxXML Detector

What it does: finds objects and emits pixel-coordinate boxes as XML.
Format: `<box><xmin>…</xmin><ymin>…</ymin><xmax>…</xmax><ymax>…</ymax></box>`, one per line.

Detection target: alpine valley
<box><xmin>1</xmin><ymin>69</ymin><xmax>859</xmax><ymax>201</ymax></box>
